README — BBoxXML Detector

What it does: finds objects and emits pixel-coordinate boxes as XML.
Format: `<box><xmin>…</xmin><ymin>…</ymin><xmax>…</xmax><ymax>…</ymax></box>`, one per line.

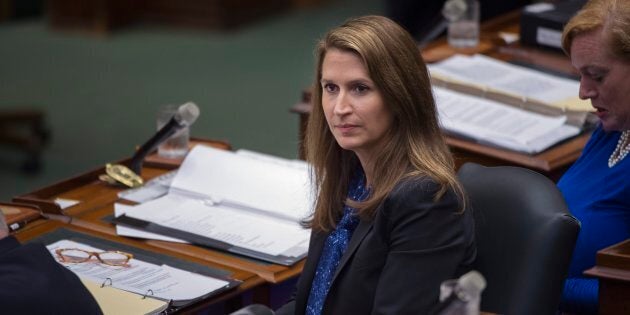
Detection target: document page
<box><xmin>123</xmin><ymin>193</ymin><xmax>311</xmax><ymax>257</ymax></box>
<box><xmin>236</xmin><ymin>149</ymin><xmax>309</xmax><ymax>171</ymax></box>
<box><xmin>118</xmin><ymin>171</ymin><xmax>177</xmax><ymax>203</ymax></box>
<box><xmin>171</xmin><ymin>145</ymin><xmax>313</xmax><ymax>222</ymax></box>
<box><xmin>114</xmin><ymin>203</ymin><xmax>188</xmax><ymax>243</ymax></box>
<box><xmin>80</xmin><ymin>278</ymin><xmax>169</xmax><ymax>315</ymax></box>
<box><xmin>429</xmin><ymin>54</ymin><xmax>590</xmax><ymax>111</ymax></box>
<box><xmin>47</xmin><ymin>239</ymin><xmax>230</xmax><ymax>302</ymax></box>
<box><xmin>434</xmin><ymin>86</ymin><xmax>580</xmax><ymax>153</ymax></box>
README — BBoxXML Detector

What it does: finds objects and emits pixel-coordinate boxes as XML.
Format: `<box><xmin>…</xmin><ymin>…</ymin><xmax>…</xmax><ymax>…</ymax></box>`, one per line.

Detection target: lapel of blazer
<box><xmin>330</xmin><ymin>217</ymin><xmax>373</xmax><ymax>283</ymax></box>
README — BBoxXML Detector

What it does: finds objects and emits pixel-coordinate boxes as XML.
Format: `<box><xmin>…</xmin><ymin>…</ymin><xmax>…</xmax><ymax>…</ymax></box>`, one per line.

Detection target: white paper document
<box><xmin>434</xmin><ymin>86</ymin><xmax>581</xmax><ymax>154</ymax></box>
<box><xmin>118</xmin><ymin>171</ymin><xmax>177</xmax><ymax>203</ymax></box>
<box><xmin>428</xmin><ymin>54</ymin><xmax>590</xmax><ymax>112</ymax></box>
<box><xmin>122</xmin><ymin>194</ymin><xmax>310</xmax><ymax>257</ymax></box>
<box><xmin>47</xmin><ymin>239</ymin><xmax>229</xmax><ymax>303</ymax></box>
<box><xmin>116</xmin><ymin>145</ymin><xmax>313</xmax><ymax>262</ymax></box>
<box><xmin>171</xmin><ymin>145</ymin><xmax>313</xmax><ymax>222</ymax></box>
<box><xmin>114</xmin><ymin>203</ymin><xmax>188</xmax><ymax>244</ymax></box>
<box><xmin>236</xmin><ymin>149</ymin><xmax>309</xmax><ymax>171</ymax></box>
<box><xmin>55</xmin><ymin>198</ymin><xmax>80</xmax><ymax>209</ymax></box>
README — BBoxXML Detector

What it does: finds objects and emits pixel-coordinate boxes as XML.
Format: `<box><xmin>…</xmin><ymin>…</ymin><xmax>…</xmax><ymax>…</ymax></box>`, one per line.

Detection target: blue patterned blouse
<box><xmin>305</xmin><ymin>170</ymin><xmax>370</xmax><ymax>315</ymax></box>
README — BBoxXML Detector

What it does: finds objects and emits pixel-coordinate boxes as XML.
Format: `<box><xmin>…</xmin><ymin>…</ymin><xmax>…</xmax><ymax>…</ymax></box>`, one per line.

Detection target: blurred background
<box><xmin>0</xmin><ymin>0</ymin><xmax>384</xmax><ymax>200</ymax></box>
<box><xmin>0</xmin><ymin>0</ymin><xmax>533</xmax><ymax>201</ymax></box>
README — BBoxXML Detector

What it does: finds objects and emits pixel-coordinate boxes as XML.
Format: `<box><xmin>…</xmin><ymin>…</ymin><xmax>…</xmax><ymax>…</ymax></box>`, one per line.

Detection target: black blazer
<box><xmin>0</xmin><ymin>236</ymin><xmax>103</xmax><ymax>314</ymax></box>
<box><xmin>277</xmin><ymin>177</ymin><xmax>476</xmax><ymax>315</ymax></box>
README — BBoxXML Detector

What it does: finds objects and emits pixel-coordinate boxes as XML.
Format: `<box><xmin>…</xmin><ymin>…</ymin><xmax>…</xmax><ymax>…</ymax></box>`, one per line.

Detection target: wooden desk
<box><xmin>421</xmin><ymin>10</ymin><xmax>590</xmax><ymax>180</ymax></box>
<box><xmin>584</xmin><ymin>239</ymin><xmax>630</xmax><ymax>315</ymax></box>
<box><xmin>291</xmin><ymin>10</ymin><xmax>589</xmax><ymax>180</ymax></box>
<box><xmin>12</xmin><ymin>219</ymin><xmax>263</xmax><ymax>313</ymax></box>
<box><xmin>13</xmin><ymin>164</ymin><xmax>304</xmax><ymax>283</ymax></box>
<box><xmin>12</xmin><ymin>140</ymin><xmax>304</xmax><ymax>308</ymax></box>
<box><xmin>292</xmin><ymin>94</ymin><xmax>588</xmax><ymax>181</ymax></box>
<box><xmin>445</xmin><ymin>133</ymin><xmax>588</xmax><ymax>181</ymax></box>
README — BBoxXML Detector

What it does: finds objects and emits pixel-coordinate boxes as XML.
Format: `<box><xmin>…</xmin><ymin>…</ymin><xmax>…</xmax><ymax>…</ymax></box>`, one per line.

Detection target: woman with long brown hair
<box><xmin>276</xmin><ymin>15</ymin><xmax>475</xmax><ymax>314</ymax></box>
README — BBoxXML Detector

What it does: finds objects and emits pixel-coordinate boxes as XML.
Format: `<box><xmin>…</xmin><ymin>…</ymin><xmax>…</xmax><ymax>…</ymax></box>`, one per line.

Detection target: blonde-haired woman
<box><xmin>558</xmin><ymin>0</ymin><xmax>630</xmax><ymax>314</ymax></box>
<box><xmin>277</xmin><ymin>15</ymin><xmax>475</xmax><ymax>315</ymax></box>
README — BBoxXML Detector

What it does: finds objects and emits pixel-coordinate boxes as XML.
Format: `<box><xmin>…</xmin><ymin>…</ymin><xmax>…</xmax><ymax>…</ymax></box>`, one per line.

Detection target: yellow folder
<box><xmin>81</xmin><ymin>278</ymin><xmax>169</xmax><ymax>315</ymax></box>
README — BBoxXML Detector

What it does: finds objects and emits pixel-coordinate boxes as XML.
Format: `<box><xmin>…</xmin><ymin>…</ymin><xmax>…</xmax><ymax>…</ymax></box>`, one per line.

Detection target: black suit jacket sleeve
<box><xmin>369</xmin><ymin>178</ymin><xmax>476</xmax><ymax>314</ymax></box>
<box><xmin>282</xmin><ymin>177</ymin><xmax>476</xmax><ymax>315</ymax></box>
<box><xmin>0</xmin><ymin>236</ymin><xmax>103</xmax><ymax>314</ymax></box>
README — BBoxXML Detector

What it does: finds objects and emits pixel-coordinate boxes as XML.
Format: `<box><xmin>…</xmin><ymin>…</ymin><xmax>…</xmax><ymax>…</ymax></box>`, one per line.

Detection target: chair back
<box><xmin>457</xmin><ymin>163</ymin><xmax>580</xmax><ymax>315</ymax></box>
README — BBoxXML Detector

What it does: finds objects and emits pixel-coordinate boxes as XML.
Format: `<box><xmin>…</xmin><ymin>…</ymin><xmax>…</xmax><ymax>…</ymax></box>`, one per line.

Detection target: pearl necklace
<box><xmin>608</xmin><ymin>130</ymin><xmax>630</xmax><ymax>168</ymax></box>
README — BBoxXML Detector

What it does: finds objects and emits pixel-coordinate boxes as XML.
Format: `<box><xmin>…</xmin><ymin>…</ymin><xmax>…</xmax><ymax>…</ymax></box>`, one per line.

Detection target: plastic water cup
<box><xmin>439</xmin><ymin>279</ymin><xmax>481</xmax><ymax>315</ymax></box>
<box><xmin>445</xmin><ymin>0</ymin><xmax>480</xmax><ymax>48</ymax></box>
<box><xmin>156</xmin><ymin>104</ymin><xmax>189</xmax><ymax>158</ymax></box>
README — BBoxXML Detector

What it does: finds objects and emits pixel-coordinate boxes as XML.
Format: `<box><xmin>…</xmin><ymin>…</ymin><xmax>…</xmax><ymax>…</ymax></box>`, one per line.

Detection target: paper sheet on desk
<box><xmin>47</xmin><ymin>239</ymin><xmax>229</xmax><ymax>302</ymax></box>
<box><xmin>434</xmin><ymin>86</ymin><xmax>581</xmax><ymax>154</ymax></box>
<box><xmin>55</xmin><ymin>198</ymin><xmax>80</xmax><ymax>209</ymax></box>
<box><xmin>115</xmin><ymin>203</ymin><xmax>188</xmax><ymax>243</ymax></box>
<box><xmin>171</xmin><ymin>145</ymin><xmax>313</xmax><ymax>222</ymax></box>
<box><xmin>236</xmin><ymin>149</ymin><xmax>310</xmax><ymax>171</ymax></box>
<box><xmin>429</xmin><ymin>54</ymin><xmax>591</xmax><ymax>112</ymax></box>
<box><xmin>123</xmin><ymin>193</ymin><xmax>311</xmax><ymax>257</ymax></box>
<box><xmin>118</xmin><ymin>171</ymin><xmax>177</xmax><ymax>204</ymax></box>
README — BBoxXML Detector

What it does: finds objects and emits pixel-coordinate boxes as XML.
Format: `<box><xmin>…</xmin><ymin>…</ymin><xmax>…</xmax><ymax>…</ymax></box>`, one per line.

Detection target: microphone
<box><xmin>417</xmin><ymin>17</ymin><xmax>448</xmax><ymax>48</ymax></box>
<box><xmin>433</xmin><ymin>270</ymin><xmax>487</xmax><ymax>315</ymax></box>
<box><xmin>129</xmin><ymin>102</ymin><xmax>200</xmax><ymax>175</ymax></box>
<box><xmin>417</xmin><ymin>0</ymin><xmax>465</xmax><ymax>48</ymax></box>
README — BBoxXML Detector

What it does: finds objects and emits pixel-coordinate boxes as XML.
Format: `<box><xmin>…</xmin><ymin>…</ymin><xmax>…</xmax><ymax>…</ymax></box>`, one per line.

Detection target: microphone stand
<box><xmin>129</xmin><ymin>116</ymin><xmax>183</xmax><ymax>175</ymax></box>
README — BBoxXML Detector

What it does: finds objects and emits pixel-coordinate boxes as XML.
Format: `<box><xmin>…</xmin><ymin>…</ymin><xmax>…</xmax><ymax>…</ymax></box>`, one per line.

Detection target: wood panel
<box><xmin>142</xmin><ymin>0</ymin><xmax>290</xmax><ymax>30</ymax></box>
<box><xmin>584</xmin><ymin>239</ymin><xmax>630</xmax><ymax>315</ymax></box>
<box><xmin>47</xmin><ymin>0</ymin><xmax>141</xmax><ymax>34</ymax></box>
<box><xmin>47</xmin><ymin>0</ymin><xmax>291</xmax><ymax>34</ymax></box>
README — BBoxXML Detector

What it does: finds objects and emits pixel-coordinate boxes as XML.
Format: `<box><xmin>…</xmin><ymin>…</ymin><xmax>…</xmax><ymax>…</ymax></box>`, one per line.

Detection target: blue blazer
<box><xmin>277</xmin><ymin>177</ymin><xmax>476</xmax><ymax>314</ymax></box>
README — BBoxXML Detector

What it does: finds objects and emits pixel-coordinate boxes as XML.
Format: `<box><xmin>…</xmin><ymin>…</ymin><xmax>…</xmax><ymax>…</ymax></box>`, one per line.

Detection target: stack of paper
<box><xmin>47</xmin><ymin>239</ymin><xmax>233</xmax><ymax>309</ymax></box>
<box><xmin>428</xmin><ymin>54</ymin><xmax>593</xmax><ymax>126</ymax></box>
<box><xmin>434</xmin><ymin>86</ymin><xmax>581</xmax><ymax>154</ymax></box>
<box><xmin>114</xmin><ymin>145</ymin><xmax>312</xmax><ymax>265</ymax></box>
